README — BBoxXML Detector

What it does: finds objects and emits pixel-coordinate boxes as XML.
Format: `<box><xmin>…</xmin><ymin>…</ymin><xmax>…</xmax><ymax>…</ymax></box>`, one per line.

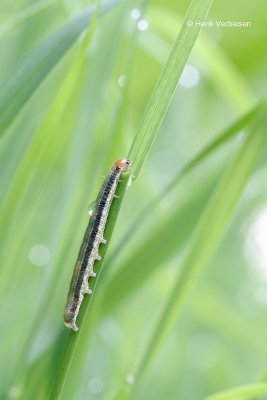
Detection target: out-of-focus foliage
<box><xmin>0</xmin><ymin>0</ymin><xmax>267</xmax><ymax>399</ymax></box>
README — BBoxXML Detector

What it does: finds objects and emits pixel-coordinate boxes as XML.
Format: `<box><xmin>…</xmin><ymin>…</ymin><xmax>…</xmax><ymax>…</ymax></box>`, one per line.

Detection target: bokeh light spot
<box><xmin>28</xmin><ymin>244</ymin><xmax>50</xmax><ymax>266</ymax></box>
<box><xmin>179</xmin><ymin>64</ymin><xmax>200</xmax><ymax>88</ymax></box>
<box><xmin>88</xmin><ymin>378</ymin><xmax>103</xmax><ymax>394</ymax></box>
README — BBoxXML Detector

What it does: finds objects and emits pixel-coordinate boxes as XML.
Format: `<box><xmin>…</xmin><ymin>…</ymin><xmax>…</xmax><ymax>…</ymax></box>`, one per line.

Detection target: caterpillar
<box><xmin>64</xmin><ymin>159</ymin><xmax>131</xmax><ymax>331</ymax></box>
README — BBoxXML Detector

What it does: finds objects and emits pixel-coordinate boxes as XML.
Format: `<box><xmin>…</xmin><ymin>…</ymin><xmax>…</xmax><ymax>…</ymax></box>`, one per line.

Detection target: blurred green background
<box><xmin>1</xmin><ymin>0</ymin><xmax>267</xmax><ymax>399</ymax></box>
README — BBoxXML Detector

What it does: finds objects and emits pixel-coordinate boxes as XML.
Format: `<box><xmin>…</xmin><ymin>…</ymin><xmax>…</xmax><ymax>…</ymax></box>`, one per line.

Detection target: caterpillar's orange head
<box><xmin>114</xmin><ymin>159</ymin><xmax>131</xmax><ymax>172</ymax></box>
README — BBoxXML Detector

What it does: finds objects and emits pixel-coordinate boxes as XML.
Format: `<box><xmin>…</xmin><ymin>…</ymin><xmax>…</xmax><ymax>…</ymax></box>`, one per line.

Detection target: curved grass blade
<box><xmin>0</xmin><ymin>18</ymin><xmax>102</xmax><ymax>395</ymax></box>
<box><xmin>102</xmin><ymin>176</ymin><xmax>216</xmax><ymax>313</ymax></box>
<box><xmin>105</xmin><ymin>99</ymin><xmax>263</xmax><ymax>288</ymax></box>
<box><xmin>49</xmin><ymin>0</ymin><xmax>214</xmax><ymax>397</ymax></box>
<box><xmin>0</xmin><ymin>0</ymin><xmax>59</xmax><ymax>39</ymax></box>
<box><xmin>113</xmin><ymin>108</ymin><xmax>267</xmax><ymax>399</ymax></box>
<box><xmin>2</xmin><ymin>2</ymin><xmax>131</xmax><ymax>395</ymax></box>
<box><xmin>0</xmin><ymin>0</ymin><xmax>102</xmax><ymax>265</ymax></box>
<box><xmin>0</xmin><ymin>0</ymin><xmax>121</xmax><ymax>137</ymax></box>
<box><xmin>205</xmin><ymin>383</ymin><xmax>267</xmax><ymax>400</ymax></box>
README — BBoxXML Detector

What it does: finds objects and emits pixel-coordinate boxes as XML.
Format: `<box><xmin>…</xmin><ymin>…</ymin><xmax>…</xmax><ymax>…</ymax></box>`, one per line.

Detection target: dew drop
<box><xmin>88</xmin><ymin>201</ymin><xmax>96</xmax><ymax>216</ymax></box>
<box><xmin>126</xmin><ymin>174</ymin><xmax>134</xmax><ymax>189</ymax></box>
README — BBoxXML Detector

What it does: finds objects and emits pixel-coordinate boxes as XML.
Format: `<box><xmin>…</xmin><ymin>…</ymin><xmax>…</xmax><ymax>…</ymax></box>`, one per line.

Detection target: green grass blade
<box><xmin>127</xmin><ymin>0</ymin><xmax>214</xmax><ymax>179</ymax></box>
<box><xmin>0</xmin><ymin>0</ymin><xmax>59</xmax><ymax>39</ymax></box>
<box><xmin>0</xmin><ymin>0</ymin><xmax>121</xmax><ymax>136</ymax></box>
<box><xmin>103</xmin><ymin>99</ymin><xmax>266</xmax><ymax>306</ymax></box>
<box><xmin>49</xmin><ymin>0</ymin><xmax>214</xmax><ymax>397</ymax></box>
<box><xmin>3</xmin><ymin>3</ymin><xmax>128</xmax><ymax>396</ymax></box>
<box><xmin>114</xmin><ymin>108</ymin><xmax>267</xmax><ymax>399</ymax></box>
<box><xmin>144</xmin><ymin>98</ymin><xmax>262</xmax><ymax>200</ymax></box>
<box><xmin>0</xmin><ymin>17</ymin><xmax>101</xmax><ymax>391</ymax></box>
<box><xmin>205</xmin><ymin>383</ymin><xmax>267</xmax><ymax>400</ymax></box>
<box><xmin>148</xmin><ymin>6</ymin><xmax>254</xmax><ymax>112</ymax></box>
<box><xmin>102</xmin><ymin>177</ymin><xmax>215</xmax><ymax>313</ymax></box>
<box><xmin>48</xmin><ymin>175</ymin><xmax>130</xmax><ymax>400</ymax></box>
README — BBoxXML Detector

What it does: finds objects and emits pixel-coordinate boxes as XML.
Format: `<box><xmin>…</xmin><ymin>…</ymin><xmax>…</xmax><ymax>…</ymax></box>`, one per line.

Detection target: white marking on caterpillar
<box><xmin>84</xmin><ymin>287</ymin><xmax>92</xmax><ymax>295</ymax></box>
<box><xmin>64</xmin><ymin>159</ymin><xmax>131</xmax><ymax>332</ymax></box>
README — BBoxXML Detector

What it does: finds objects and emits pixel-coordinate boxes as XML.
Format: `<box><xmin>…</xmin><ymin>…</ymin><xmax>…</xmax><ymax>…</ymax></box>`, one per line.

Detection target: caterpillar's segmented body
<box><xmin>64</xmin><ymin>159</ymin><xmax>130</xmax><ymax>331</ymax></box>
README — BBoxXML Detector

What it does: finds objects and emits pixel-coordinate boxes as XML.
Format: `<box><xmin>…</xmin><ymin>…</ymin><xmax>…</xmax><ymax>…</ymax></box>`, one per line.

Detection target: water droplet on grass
<box><xmin>88</xmin><ymin>201</ymin><xmax>96</xmax><ymax>216</ymax></box>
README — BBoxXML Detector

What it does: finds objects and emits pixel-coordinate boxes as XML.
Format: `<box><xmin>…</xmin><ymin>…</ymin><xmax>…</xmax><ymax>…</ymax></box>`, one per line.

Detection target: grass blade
<box><xmin>128</xmin><ymin>0</ymin><xmax>214</xmax><ymax>178</ymax></box>
<box><xmin>0</xmin><ymin>0</ymin><xmax>59</xmax><ymax>39</ymax></box>
<box><xmin>105</xmin><ymin>98</ymin><xmax>263</xmax><ymax>289</ymax></box>
<box><xmin>147</xmin><ymin>6</ymin><xmax>254</xmax><ymax>112</ymax></box>
<box><xmin>101</xmin><ymin>177</ymin><xmax>215</xmax><ymax>313</ymax></box>
<box><xmin>48</xmin><ymin>175</ymin><xmax>130</xmax><ymax>400</ymax></box>
<box><xmin>0</xmin><ymin>0</ymin><xmax>121</xmax><ymax>136</ymax></box>
<box><xmin>114</xmin><ymin>107</ymin><xmax>267</xmax><ymax>399</ymax></box>
<box><xmin>205</xmin><ymin>383</ymin><xmax>267</xmax><ymax>400</ymax></box>
<box><xmin>48</xmin><ymin>0</ymin><xmax>214</xmax><ymax>397</ymax></box>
